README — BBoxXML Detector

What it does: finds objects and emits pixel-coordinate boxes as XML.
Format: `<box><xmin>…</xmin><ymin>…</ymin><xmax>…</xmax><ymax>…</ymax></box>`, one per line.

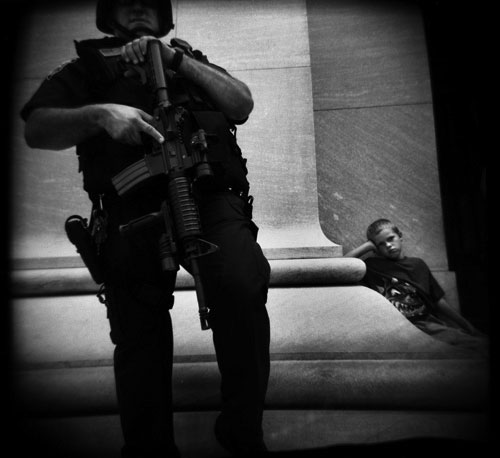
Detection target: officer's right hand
<box><xmin>99</xmin><ymin>103</ymin><xmax>164</xmax><ymax>145</ymax></box>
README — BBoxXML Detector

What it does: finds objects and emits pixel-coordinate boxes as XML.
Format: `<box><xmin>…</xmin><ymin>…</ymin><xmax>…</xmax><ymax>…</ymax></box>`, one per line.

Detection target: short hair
<box><xmin>366</xmin><ymin>218</ymin><xmax>402</xmax><ymax>242</ymax></box>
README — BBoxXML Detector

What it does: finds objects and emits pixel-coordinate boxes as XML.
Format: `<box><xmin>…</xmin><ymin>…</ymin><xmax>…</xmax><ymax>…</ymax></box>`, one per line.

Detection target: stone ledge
<box><xmin>10</xmin><ymin>257</ymin><xmax>366</xmax><ymax>297</ymax></box>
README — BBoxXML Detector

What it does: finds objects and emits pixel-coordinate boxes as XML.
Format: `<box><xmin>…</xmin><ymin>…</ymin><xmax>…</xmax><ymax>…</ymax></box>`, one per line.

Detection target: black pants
<box><xmin>103</xmin><ymin>191</ymin><xmax>271</xmax><ymax>456</ymax></box>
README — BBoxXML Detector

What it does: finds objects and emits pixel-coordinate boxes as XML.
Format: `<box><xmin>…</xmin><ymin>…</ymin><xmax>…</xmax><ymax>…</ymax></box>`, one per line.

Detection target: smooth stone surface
<box><xmin>12</xmin><ymin>286</ymin><xmax>478</xmax><ymax>367</ymax></box>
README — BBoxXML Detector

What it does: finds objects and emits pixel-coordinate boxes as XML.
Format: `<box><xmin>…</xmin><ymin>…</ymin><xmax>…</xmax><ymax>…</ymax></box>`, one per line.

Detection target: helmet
<box><xmin>96</xmin><ymin>0</ymin><xmax>174</xmax><ymax>37</ymax></box>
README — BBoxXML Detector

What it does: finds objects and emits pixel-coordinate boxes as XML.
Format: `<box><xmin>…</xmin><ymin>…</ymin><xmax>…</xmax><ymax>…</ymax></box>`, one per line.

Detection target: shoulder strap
<box><xmin>74</xmin><ymin>37</ymin><xmax>127</xmax><ymax>85</ymax></box>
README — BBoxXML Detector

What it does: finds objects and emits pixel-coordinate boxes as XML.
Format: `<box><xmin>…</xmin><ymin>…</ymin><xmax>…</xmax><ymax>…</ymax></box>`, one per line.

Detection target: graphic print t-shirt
<box><xmin>363</xmin><ymin>256</ymin><xmax>445</xmax><ymax>320</ymax></box>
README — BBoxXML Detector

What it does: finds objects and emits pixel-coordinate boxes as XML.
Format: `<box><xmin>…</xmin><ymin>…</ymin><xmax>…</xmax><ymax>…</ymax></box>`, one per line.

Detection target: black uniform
<box><xmin>21</xmin><ymin>37</ymin><xmax>271</xmax><ymax>457</ymax></box>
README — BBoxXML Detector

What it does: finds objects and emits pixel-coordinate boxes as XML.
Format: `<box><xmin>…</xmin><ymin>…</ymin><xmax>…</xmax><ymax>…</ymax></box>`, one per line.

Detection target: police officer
<box><xmin>21</xmin><ymin>0</ymin><xmax>271</xmax><ymax>456</ymax></box>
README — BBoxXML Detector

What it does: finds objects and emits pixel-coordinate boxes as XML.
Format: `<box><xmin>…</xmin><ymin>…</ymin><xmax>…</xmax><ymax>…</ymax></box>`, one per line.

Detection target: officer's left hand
<box><xmin>121</xmin><ymin>36</ymin><xmax>175</xmax><ymax>66</ymax></box>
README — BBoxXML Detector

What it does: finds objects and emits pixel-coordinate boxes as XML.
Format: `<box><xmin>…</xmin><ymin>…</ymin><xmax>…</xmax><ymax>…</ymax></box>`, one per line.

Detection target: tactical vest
<box><xmin>74</xmin><ymin>37</ymin><xmax>250</xmax><ymax>202</ymax></box>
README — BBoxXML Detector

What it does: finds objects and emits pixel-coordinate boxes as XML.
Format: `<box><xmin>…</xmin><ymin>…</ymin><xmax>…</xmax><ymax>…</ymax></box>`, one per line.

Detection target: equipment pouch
<box><xmin>191</xmin><ymin>111</ymin><xmax>232</xmax><ymax>162</ymax></box>
<box><xmin>191</xmin><ymin>111</ymin><xmax>250</xmax><ymax>193</ymax></box>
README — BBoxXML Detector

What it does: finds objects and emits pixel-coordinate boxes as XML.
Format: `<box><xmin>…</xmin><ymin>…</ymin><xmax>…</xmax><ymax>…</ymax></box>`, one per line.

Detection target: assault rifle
<box><xmin>112</xmin><ymin>39</ymin><xmax>217</xmax><ymax>330</ymax></box>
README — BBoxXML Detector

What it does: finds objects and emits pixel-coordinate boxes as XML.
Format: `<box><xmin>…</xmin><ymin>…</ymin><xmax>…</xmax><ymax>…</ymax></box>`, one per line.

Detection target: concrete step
<box><xmin>11</xmin><ymin>285</ymin><xmax>489</xmax><ymax>417</ymax></box>
<box><xmin>12</xmin><ymin>410</ymin><xmax>490</xmax><ymax>458</ymax></box>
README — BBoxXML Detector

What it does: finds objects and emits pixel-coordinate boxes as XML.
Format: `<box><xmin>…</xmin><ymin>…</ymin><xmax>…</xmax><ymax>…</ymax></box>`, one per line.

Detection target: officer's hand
<box><xmin>121</xmin><ymin>36</ymin><xmax>175</xmax><ymax>66</ymax></box>
<box><xmin>100</xmin><ymin>104</ymin><xmax>164</xmax><ymax>145</ymax></box>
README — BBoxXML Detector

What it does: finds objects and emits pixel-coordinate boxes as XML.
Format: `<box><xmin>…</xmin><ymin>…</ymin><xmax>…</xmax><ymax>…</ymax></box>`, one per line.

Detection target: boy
<box><xmin>345</xmin><ymin>219</ymin><xmax>487</xmax><ymax>357</ymax></box>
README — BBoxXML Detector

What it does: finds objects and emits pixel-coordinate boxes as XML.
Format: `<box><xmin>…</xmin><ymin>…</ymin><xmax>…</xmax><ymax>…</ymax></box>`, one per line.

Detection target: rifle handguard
<box><xmin>109</xmin><ymin>38</ymin><xmax>217</xmax><ymax>331</ymax></box>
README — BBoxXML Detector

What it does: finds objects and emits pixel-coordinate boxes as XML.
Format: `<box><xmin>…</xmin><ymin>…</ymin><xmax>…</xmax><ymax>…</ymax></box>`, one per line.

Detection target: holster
<box><xmin>65</xmin><ymin>215</ymin><xmax>105</xmax><ymax>284</ymax></box>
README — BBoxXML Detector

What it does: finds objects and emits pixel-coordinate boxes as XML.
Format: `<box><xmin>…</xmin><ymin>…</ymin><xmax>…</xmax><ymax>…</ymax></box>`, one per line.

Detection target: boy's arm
<box><xmin>344</xmin><ymin>240</ymin><xmax>376</xmax><ymax>258</ymax></box>
<box><xmin>434</xmin><ymin>297</ymin><xmax>478</xmax><ymax>334</ymax></box>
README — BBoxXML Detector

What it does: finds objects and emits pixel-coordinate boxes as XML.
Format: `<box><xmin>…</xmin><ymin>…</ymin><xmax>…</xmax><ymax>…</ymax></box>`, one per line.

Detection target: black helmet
<box><xmin>96</xmin><ymin>0</ymin><xmax>174</xmax><ymax>37</ymax></box>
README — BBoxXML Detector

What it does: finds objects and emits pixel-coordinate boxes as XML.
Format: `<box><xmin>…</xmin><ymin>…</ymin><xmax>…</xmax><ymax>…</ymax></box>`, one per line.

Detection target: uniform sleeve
<box><xmin>20</xmin><ymin>58</ymin><xmax>93</xmax><ymax>121</ymax></box>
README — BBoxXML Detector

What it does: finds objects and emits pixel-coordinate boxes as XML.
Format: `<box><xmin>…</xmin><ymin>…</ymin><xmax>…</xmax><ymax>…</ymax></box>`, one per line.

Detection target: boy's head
<box><xmin>366</xmin><ymin>219</ymin><xmax>404</xmax><ymax>260</ymax></box>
